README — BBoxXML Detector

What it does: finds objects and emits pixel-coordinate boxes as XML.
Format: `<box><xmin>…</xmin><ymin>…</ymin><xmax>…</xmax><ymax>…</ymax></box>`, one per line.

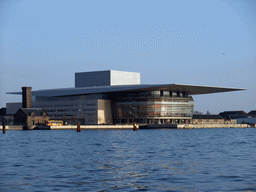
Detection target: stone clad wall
<box><xmin>97</xmin><ymin>100</ymin><xmax>113</xmax><ymax>124</ymax></box>
<box><xmin>27</xmin><ymin>116</ymin><xmax>49</xmax><ymax>127</ymax></box>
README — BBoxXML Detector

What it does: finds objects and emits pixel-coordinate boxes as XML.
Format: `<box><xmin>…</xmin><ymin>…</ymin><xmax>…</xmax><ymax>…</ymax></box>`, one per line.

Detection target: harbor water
<box><xmin>1</xmin><ymin>128</ymin><xmax>256</xmax><ymax>191</ymax></box>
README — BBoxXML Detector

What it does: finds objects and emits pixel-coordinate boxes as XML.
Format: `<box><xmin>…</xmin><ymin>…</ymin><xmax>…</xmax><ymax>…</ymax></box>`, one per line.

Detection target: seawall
<box><xmin>35</xmin><ymin>125</ymin><xmax>134</xmax><ymax>130</ymax></box>
<box><xmin>0</xmin><ymin>124</ymin><xmax>255</xmax><ymax>130</ymax></box>
<box><xmin>177</xmin><ymin>123</ymin><xmax>253</xmax><ymax>129</ymax></box>
<box><xmin>0</xmin><ymin>125</ymin><xmax>23</xmax><ymax>130</ymax></box>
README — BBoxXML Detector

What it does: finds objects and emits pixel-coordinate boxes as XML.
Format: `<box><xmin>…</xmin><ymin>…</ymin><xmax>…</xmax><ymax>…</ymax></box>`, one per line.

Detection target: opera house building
<box><xmin>7</xmin><ymin>70</ymin><xmax>244</xmax><ymax>125</ymax></box>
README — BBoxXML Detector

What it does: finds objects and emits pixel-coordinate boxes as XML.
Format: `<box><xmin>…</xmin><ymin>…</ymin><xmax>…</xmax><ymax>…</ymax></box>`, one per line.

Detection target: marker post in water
<box><xmin>2</xmin><ymin>118</ymin><xmax>6</xmax><ymax>134</ymax></box>
<box><xmin>77</xmin><ymin>122</ymin><xmax>81</xmax><ymax>132</ymax></box>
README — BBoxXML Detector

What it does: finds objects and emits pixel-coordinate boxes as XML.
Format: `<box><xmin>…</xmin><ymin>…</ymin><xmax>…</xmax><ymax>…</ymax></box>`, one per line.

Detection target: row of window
<box><xmin>45</xmin><ymin>108</ymin><xmax>96</xmax><ymax>113</ymax></box>
<box><xmin>116</xmin><ymin>91</ymin><xmax>188</xmax><ymax>98</ymax></box>
<box><xmin>36</xmin><ymin>95</ymin><xmax>103</xmax><ymax>102</ymax></box>
<box><xmin>117</xmin><ymin>112</ymin><xmax>192</xmax><ymax>118</ymax></box>
<box><xmin>113</xmin><ymin>97</ymin><xmax>194</xmax><ymax>119</ymax></box>
<box><xmin>116</xmin><ymin>119</ymin><xmax>190</xmax><ymax>124</ymax></box>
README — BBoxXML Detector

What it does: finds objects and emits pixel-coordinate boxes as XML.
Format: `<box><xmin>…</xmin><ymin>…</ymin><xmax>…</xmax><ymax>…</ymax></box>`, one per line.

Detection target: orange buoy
<box><xmin>133</xmin><ymin>122</ymin><xmax>138</xmax><ymax>131</ymax></box>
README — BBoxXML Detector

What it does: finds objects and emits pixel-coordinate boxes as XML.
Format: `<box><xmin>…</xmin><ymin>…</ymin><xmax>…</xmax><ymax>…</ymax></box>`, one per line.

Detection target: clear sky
<box><xmin>0</xmin><ymin>0</ymin><xmax>255</xmax><ymax>114</ymax></box>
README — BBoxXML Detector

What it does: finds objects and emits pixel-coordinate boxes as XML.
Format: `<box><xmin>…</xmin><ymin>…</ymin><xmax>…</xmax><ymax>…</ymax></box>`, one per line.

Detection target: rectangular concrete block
<box><xmin>75</xmin><ymin>70</ymin><xmax>140</xmax><ymax>87</ymax></box>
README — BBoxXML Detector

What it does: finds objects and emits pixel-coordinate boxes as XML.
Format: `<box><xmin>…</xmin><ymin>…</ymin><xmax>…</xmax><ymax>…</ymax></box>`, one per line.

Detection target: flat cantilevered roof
<box><xmin>7</xmin><ymin>84</ymin><xmax>245</xmax><ymax>97</ymax></box>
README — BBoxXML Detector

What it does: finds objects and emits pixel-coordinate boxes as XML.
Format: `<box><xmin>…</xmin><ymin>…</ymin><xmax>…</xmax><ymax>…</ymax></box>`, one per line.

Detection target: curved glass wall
<box><xmin>113</xmin><ymin>91</ymin><xmax>194</xmax><ymax>124</ymax></box>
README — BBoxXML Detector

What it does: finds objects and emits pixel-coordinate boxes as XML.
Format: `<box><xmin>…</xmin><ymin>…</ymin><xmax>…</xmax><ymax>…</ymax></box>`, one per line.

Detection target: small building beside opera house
<box><xmin>14</xmin><ymin>108</ymin><xmax>49</xmax><ymax>129</ymax></box>
<box><xmin>7</xmin><ymin>70</ymin><xmax>244</xmax><ymax>125</ymax></box>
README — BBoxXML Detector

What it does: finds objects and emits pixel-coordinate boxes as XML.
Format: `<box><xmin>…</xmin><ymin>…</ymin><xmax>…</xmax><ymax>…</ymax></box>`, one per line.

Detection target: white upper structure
<box><xmin>75</xmin><ymin>70</ymin><xmax>140</xmax><ymax>87</ymax></box>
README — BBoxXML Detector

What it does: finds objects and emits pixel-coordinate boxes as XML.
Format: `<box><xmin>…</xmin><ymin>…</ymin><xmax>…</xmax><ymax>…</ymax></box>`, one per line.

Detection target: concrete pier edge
<box><xmin>0</xmin><ymin>124</ymin><xmax>255</xmax><ymax>130</ymax></box>
<box><xmin>177</xmin><ymin>123</ymin><xmax>253</xmax><ymax>129</ymax></box>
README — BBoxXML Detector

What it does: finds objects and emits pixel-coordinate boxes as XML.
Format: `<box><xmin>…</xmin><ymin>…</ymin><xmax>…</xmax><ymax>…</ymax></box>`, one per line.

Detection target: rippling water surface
<box><xmin>1</xmin><ymin>128</ymin><xmax>256</xmax><ymax>191</ymax></box>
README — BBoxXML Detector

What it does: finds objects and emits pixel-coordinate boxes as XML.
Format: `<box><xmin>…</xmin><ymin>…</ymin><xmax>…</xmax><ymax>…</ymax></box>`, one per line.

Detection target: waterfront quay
<box><xmin>177</xmin><ymin>123</ymin><xmax>253</xmax><ymax>129</ymax></box>
<box><xmin>0</xmin><ymin>123</ymin><xmax>254</xmax><ymax>130</ymax></box>
<box><xmin>0</xmin><ymin>124</ymin><xmax>134</xmax><ymax>130</ymax></box>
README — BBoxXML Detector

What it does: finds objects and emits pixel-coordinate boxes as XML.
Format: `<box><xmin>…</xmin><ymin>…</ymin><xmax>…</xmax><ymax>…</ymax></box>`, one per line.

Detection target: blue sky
<box><xmin>0</xmin><ymin>0</ymin><xmax>255</xmax><ymax>113</ymax></box>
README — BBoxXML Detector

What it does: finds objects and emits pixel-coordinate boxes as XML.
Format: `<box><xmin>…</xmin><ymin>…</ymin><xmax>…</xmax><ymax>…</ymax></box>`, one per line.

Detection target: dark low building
<box><xmin>219</xmin><ymin>111</ymin><xmax>248</xmax><ymax>120</ymax></box>
<box><xmin>0</xmin><ymin>108</ymin><xmax>6</xmax><ymax>115</ymax></box>
<box><xmin>14</xmin><ymin>108</ymin><xmax>49</xmax><ymax>129</ymax></box>
<box><xmin>0</xmin><ymin>107</ymin><xmax>14</xmax><ymax>125</ymax></box>
<box><xmin>248</xmin><ymin>110</ymin><xmax>256</xmax><ymax>116</ymax></box>
<box><xmin>233</xmin><ymin>110</ymin><xmax>256</xmax><ymax>125</ymax></box>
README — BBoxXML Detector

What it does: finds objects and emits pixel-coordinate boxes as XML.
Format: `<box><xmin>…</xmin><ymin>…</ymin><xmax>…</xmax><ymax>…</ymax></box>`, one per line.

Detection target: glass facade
<box><xmin>32</xmin><ymin>91</ymin><xmax>194</xmax><ymax>125</ymax></box>
<box><xmin>112</xmin><ymin>91</ymin><xmax>194</xmax><ymax>124</ymax></box>
<box><xmin>33</xmin><ymin>95</ymin><xmax>100</xmax><ymax>125</ymax></box>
